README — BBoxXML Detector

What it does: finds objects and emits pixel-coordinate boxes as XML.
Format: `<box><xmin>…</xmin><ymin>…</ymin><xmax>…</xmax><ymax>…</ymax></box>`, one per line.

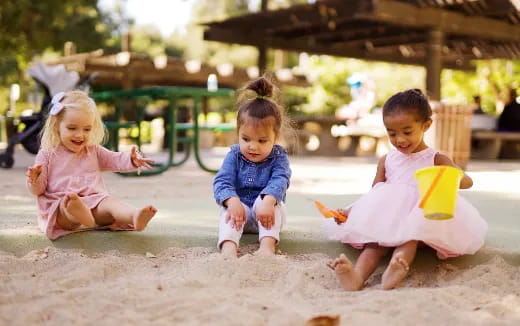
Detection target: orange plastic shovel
<box><xmin>314</xmin><ymin>200</ymin><xmax>347</xmax><ymax>222</ymax></box>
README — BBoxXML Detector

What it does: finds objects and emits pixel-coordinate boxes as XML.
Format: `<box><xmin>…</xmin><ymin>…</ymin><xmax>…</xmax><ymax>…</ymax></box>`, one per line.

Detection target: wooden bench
<box><xmin>334</xmin><ymin>124</ymin><xmax>387</xmax><ymax>156</ymax></box>
<box><xmin>471</xmin><ymin>130</ymin><xmax>520</xmax><ymax>159</ymax></box>
<box><xmin>291</xmin><ymin>115</ymin><xmax>386</xmax><ymax>156</ymax></box>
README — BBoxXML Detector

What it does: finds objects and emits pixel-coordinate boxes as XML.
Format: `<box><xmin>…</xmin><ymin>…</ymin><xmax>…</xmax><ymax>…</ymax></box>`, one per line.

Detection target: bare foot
<box><xmin>133</xmin><ymin>206</ymin><xmax>157</xmax><ymax>231</ymax></box>
<box><xmin>381</xmin><ymin>253</ymin><xmax>410</xmax><ymax>290</ymax></box>
<box><xmin>331</xmin><ymin>254</ymin><xmax>364</xmax><ymax>291</ymax></box>
<box><xmin>61</xmin><ymin>193</ymin><xmax>95</xmax><ymax>227</ymax></box>
<box><xmin>255</xmin><ymin>237</ymin><xmax>276</xmax><ymax>256</ymax></box>
<box><xmin>220</xmin><ymin>241</ymin><xmax>238</xmax><ymax>258</ymax></box>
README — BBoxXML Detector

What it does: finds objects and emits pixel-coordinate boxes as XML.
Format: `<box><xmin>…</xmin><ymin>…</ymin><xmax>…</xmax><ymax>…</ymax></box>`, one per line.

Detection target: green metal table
<box><xmin>92</xmin><ymin>86</ymin><xmax>235</xmax><ymax>176</ymax></box>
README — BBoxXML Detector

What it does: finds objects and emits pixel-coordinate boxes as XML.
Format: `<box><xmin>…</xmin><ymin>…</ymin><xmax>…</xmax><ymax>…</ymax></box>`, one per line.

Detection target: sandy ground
<box><xmin>1</xmin><ymin>147</ymin><xmax>520</xmax><ymax>326</ymax></box>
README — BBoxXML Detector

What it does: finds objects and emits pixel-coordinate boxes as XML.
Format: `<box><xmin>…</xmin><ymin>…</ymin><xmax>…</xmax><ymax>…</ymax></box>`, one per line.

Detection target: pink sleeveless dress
<box><xmin>323</xmin><ymin>148</ymin><xmax>488</xmax><ymax>259</ymax></box>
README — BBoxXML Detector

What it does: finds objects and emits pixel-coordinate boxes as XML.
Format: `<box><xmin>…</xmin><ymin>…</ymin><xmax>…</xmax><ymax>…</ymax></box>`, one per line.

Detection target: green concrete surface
<box><xmin>1</xmin><ymin>148</ymin><xmax>519</xmax><ymax>269</ymax></box>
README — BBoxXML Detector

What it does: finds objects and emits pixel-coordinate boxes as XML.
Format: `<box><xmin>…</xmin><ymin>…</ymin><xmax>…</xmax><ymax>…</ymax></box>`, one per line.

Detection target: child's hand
<box><xmin>256</xmin><ymin>195</ymin><xmax>276</xmax><ymax>230</ymax></box>
<box><xmin>225</xmin><ymin>197</ymin><xmax>246</xmax><ymax>230</ymax></box>
<box><xmin>335</xmin><ymin>208</ymin><xmax>349</xmax><ymax>224</ymax></box>
<box><xmin>130</xmin><ymin>146</ymin><xmax>155</xmax><ymax>175</ymax></box>
<box><xmin>26</xmin><ymin>165</ymin><xmax>42</xmax><ymax>184</ymax></box>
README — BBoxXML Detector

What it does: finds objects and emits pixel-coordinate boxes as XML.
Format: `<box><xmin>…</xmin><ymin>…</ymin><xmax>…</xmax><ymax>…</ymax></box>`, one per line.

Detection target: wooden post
<box><xmin>258</xmin><ymin>45</ymin><xmax>267</xmax><ymax>75</ymax></box>
<box><xmin>425</xmin><ymin>29</ymin><xmax>443</xmax><ymax>101</ymax></box>
<box><xmin>257</xmin><ymin>0</ymin><xmax>269</xmax><ymax>74</ymax></box>
<box><xmin>122</xmin><ymin>32</ymin><xmax>132</xmax><ymax>52</ymax></box>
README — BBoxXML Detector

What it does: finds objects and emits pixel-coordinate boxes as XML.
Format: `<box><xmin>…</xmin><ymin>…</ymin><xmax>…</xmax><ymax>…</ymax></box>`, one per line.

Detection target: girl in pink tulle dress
<box><xmin>26</xmin><ymin>91</ymin><xmax>157</xmax><ymax>240</ymax></box>
<box><xmin>325</xmin><ymin>89</ymin><xmax>488</xmax><ymax>291</ymax></box>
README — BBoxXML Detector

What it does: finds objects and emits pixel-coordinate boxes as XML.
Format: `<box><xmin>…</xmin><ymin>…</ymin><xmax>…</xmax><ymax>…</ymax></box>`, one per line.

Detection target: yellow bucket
<box><xmin>414</xmin><ymin>166</ymin><xmax>463</xmax><ymax>220</ymax></box>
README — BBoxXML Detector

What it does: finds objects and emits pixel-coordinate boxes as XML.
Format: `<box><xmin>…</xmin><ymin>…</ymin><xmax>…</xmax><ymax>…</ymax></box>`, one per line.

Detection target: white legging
<box><xmin>217</xmin><ymin>196</ymin><xmax>285</xmax><ymax>248</ymax></box>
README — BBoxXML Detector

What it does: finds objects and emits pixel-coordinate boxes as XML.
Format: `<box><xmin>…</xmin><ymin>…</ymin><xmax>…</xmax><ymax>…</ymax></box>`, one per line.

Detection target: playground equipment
<box><xmin>92</xmin><ymin>86</ymin><xmax>235</xmax><ymax>176</ymax></box>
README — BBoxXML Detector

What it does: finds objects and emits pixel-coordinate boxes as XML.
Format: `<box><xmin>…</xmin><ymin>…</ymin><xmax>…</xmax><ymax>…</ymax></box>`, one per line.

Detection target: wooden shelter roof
<box><xmin>46</xmin><ymin>50</ymin><xmax>309</xmax><ymax>89</ymax></box>
<box><xmin>203</xmin><ymin>0</ymin><xmax>520</xmax><ymax>70</ymax></box>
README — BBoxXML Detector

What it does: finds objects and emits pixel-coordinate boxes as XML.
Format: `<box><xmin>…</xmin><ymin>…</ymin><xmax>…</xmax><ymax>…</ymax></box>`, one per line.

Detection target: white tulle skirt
<box><xmin>323</xmin><ymin>182</ymin><xmax>488</xmax><ymax>259</ymax></box>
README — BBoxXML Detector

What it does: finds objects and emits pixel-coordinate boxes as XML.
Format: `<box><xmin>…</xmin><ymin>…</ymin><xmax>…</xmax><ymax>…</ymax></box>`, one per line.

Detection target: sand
<box><xmin>1</xmin><ymin>247</ymin><xmax>519</xmax><ymax>326</ymax></box>
<box><xmin>1</xmin><ymin>149</ymin><xmax>520</xmax><ymax>325</ymax></box>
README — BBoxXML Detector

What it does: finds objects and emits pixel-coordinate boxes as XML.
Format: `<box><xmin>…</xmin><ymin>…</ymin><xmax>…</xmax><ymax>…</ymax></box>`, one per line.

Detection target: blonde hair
<box><xmin>40</xmin><ymin>90</ymin><xmax>107</xmax><ymax>150</ymax></box>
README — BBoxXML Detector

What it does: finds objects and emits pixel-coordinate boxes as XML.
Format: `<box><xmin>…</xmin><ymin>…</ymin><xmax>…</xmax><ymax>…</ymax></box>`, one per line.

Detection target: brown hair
<box><xmin>236</xmin><ymin>75</ymin><xmax>286</xmax><ymax>138</ymax></box>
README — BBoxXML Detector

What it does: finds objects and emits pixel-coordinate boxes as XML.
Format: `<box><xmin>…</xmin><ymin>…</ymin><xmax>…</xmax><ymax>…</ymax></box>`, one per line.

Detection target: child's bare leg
<box><xmin>333</xmin><ymin>244</ymin><xmax>389</xmax><ymax>291</ymax></box>
<box><xmin>256</xmin><ymin>236</ymin><xmax>276</xmax><ymax>256</ymax></box>
<box><xmin>355</xmin><ymin>244</ymin><xmax>391</xmax><ymax>281</ymax></box>
<box><xmin>93</xmin><ymin>196</ymin><xmax>156</xmax><ymax>231</ymax></box>
<box><xmin>57</xmin><ymin>193</ymin><xmax>95</xmax><ymax>229</ymax></box>
<box><xmin>220</xmin><ymin>240</ymin><xmax>238</xmax><ymax>258</ymax></box>
<box><xmin>382</xmin><ymin>240</ymin><xmax>418</xmax><ymax>290</ymax></box>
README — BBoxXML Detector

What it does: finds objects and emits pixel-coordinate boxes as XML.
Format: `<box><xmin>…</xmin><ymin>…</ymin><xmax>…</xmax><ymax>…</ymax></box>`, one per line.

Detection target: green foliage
<box><xmin>441</xmin><ymin>60</ymin><xmax>520</xmax><ymax>114</ymax></box>
<box><xmin>0</xmin><ymin>0</ymin><xmax>130</xmax><ymax>117</ymax></box>
<box><xmin>0</xmin><ymin>0</ymin><xmax>125</xmax><ymax>80</ymax></box>
<box><xmin>186</xmin><ymin>0</ymin><xmax>519</xmax><ymax>116</ymax></box>
<box><xmin>184</xmin><ymin>0</ymin><xmax>257</xmax><ymax>65</ymax></box>
<box><xmin>301</xmin><ymin>56</ymin><xmax>351</xmax><ymax>115</ymax></box>
<box><xmin>193</xmin><ymin>0</ymin><xmax>250</xmax><ymax>22</ymax></box>
<box><xmin>2</xmin><ymin>0</ymin><xmax>517</xmax><ymax>121</ymax></box>
<box><xmin>299</xmin><ymin>57</ymin><xmax>426</xmax><ymax>115</ymax></box>
<box><xmin>129</xmin><ymin>25</ymin><xmax>167</xmax><ymax>57</ymax></box>
<box><xmin>282</xmin><ymin>86</ymin><xmax>309</xmax><ymax>116</ymax></box>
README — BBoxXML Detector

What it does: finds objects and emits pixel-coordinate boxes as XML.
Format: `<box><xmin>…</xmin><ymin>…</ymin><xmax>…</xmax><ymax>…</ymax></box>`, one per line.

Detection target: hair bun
<box><xmin>411</xmin><ymin>88</ymin><xmax>424</xmax><ymax>96</ymax></box>
<box><xmin>246</xmin><ymin>77</ymin><xmax>273</xmax><ymax>98</ymax></box>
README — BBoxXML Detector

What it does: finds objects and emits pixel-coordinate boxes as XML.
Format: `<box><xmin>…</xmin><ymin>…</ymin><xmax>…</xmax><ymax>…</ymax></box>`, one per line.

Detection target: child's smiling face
<box><xmin>58</xmin><ymin>108</ymin><xmax>94</xmax><ymax>153</ymax></box>
<box><xmin>238</xmin><ymin>116</ymin><xmax>276</xmax><ymax>162</ymax></box>
<box><xmin>383</xmin><ymin>110</ymin><xmax>431</xmax><ymax>154</ymax></box>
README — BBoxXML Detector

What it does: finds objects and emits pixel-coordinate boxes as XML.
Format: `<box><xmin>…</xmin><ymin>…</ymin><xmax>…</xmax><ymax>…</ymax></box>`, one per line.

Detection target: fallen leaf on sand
<box><xmin>306</xmin><ymin>315</ymin><xmax>340</xmax><ymax>326</ymax></box>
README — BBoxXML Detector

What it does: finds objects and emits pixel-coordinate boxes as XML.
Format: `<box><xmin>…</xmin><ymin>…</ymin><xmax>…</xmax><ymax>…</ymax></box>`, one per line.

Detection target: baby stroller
<box><xmin>0</xmin><ymin>64</ymin><xmax>93</xmax><ymax>168</ymax></box>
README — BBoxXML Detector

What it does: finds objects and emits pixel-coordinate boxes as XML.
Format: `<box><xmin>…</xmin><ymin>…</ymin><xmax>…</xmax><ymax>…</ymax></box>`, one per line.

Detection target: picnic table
<box><xmin>93</xmin><ymin>86</ymin><xmax>235</xmax><ymax>175</ymax></box>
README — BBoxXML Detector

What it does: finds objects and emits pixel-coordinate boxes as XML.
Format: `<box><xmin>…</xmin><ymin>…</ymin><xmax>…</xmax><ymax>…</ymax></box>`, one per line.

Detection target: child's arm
<box><xmin>259</xmin><ymin>149</ymin><xmax>291</xmax><ymax>204</ymax></box>
<box><xmin>214</xmin><ymin>150</ymin><xmax>245</xmax><ymax>229</ymax></box>
<box><xmin>434</xmin><ymin>153</ymin><xmax>473</xmax><ymax>189</ymax></box>
<box><xmin>372</xmin><ymin>155</ymin><xmax>387</xmax><ymax>187</ymax></box>
<box><xmin>26</xmin><ymin>152</ymin><xmax>48</xmax><ymax>196</ymax></box>
<box><xmin>95</xmin><ymin>145</ymin><xmax>153</xmax><ymax>173</ymax></box>
<box><xmin>213</xmin><ymin>150</ymin><xmax>239</xmax><ymax>206</ymax></box>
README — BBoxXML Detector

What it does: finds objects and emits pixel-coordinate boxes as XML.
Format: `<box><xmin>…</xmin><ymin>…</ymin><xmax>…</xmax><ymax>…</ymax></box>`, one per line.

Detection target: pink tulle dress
<box><xmin>28</xmin><ymin>145</ymin><xmax>136</xmax><ymax>240</ymax></box>
<box><xmin>323</xmin><ymin>148</ymin><xmax>488</xmax><ymax>259</ymax></box>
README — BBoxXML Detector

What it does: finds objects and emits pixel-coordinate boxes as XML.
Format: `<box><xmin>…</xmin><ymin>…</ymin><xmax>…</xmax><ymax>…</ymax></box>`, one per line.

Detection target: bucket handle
<box><xmin>418</xmin><ymin>166</ymin><xmax>446</xmax><ymax>208</ymax></box>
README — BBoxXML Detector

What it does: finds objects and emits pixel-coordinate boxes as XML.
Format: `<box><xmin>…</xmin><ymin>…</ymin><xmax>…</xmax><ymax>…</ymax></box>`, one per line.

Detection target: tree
<box><xmin>0</xmin><ymin>1</ymin><xmax>129</xmax><ymax>81</ymax></box>
<box><xmin>0</xmin><ymin>0</ymin><xmax>130</xmax><ymax>111</ymax></box>
<box><xmin>441</xmin><ymin>60</ymin><xmax>520</xmax><ymax>114</ymax></box>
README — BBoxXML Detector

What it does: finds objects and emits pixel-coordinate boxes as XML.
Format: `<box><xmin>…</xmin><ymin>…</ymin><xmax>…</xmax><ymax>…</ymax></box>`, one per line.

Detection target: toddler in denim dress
<box><xmin>213</xmin><ymin>76</ymin><xmax>291</xmax><ymax>257</ymax></box>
